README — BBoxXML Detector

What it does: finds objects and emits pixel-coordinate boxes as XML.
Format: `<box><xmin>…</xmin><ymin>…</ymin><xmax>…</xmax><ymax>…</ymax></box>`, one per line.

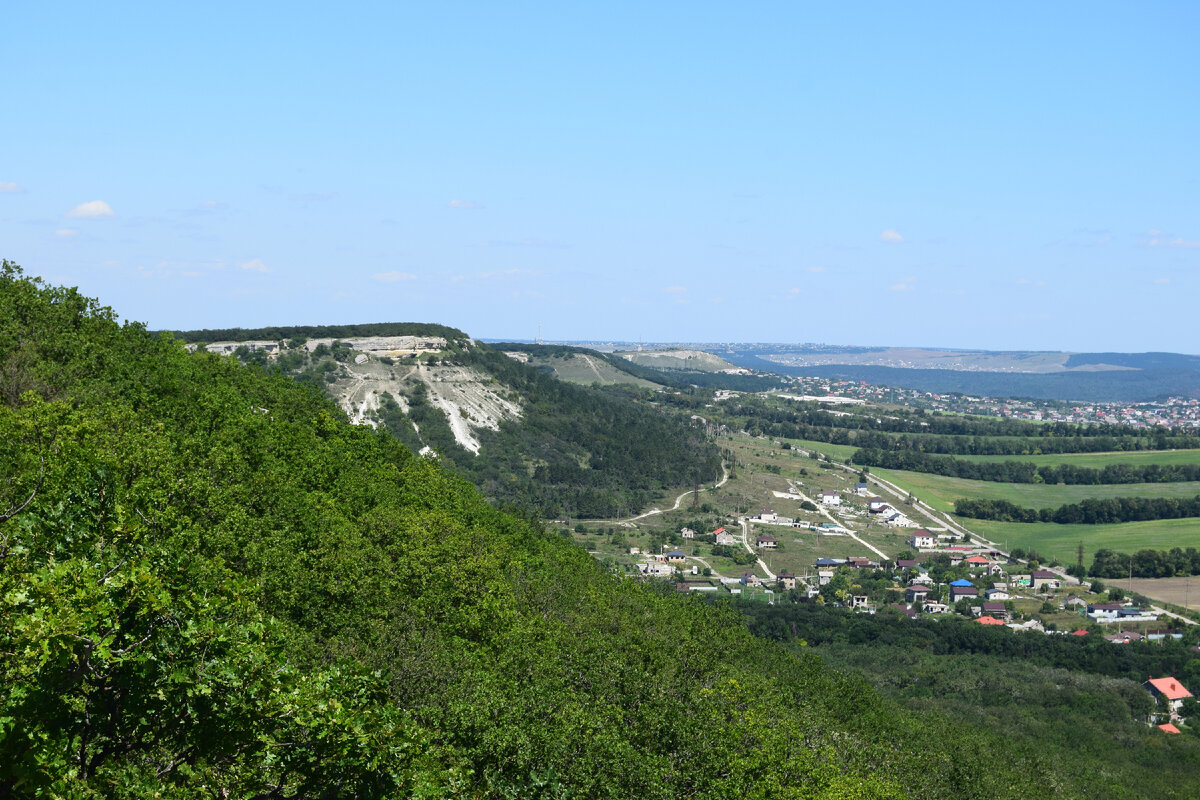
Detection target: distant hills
<box><xmin>487</xmin><ymin>341</ymin><xmax>1200</xmax><ymax>402</ymax></box>
<box><xmin>705</xmin><ymin>346</ymin><xmax>1200</xmax><ymax>402</ymax></box>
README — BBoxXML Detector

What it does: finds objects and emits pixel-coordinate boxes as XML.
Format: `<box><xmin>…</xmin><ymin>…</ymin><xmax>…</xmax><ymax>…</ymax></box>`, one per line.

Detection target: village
<box><xmin>571</xmin><ymin>430</ymin><xmax>1200</xmax><ymax>733</ymax></box>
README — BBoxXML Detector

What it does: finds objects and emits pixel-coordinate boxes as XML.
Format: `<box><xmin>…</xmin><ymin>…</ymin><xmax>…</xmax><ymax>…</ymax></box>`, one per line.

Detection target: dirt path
<box><xmin>623</xmin><ymin>463</ymin><xmax>729</xmax><ymax>522</ymax></box>
<box><xmin>787</xmin><ymin>482</ymin><xmax>889</xmax><ymax>560</ymax></box>
<box><xmin>739</xmin><ymin>518</ymin><xmax>777</xmax><ymax>580</ymax></box>
<box><xmin>579</xmin><ymin>353</ymin><xmax>607</xmax><ymax>383</ymax></box>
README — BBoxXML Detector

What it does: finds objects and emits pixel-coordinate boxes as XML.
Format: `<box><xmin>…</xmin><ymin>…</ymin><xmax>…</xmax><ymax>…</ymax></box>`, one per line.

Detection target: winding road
<box><xmin>624</xmin><ymin>464</ymin><xmax>730</xmax><ymax>522</ymax></box>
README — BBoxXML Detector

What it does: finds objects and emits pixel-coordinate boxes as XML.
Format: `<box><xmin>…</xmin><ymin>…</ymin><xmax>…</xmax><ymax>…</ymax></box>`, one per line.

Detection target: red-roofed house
<box><xmin>1159</xmin><ymin>723</ymin><xmax>1181</xmax><ymax>734</ymax></box>
<box><xmin>1146</xmin><ymin>677</ymin><xmax>1193</xmax><ymax>715</ymax></box>
<box><xmin>965</xmin><ymin>556</ymin><xmax>990</xmax><ymax>567</ymax></box>
<box><xmin>1071</xmin><ymin>629</ymin><xmax>1090</xmax><ymax>636</ymax></box>
<box><xmin>976</xmin><ymin>616</ymin><xmax>1006</xmax><ymax>626</ymax></box>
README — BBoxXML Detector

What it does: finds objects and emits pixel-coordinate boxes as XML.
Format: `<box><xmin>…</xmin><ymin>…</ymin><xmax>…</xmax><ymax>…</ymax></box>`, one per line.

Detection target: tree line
<box><xmin>854</xmin><ymin>447</ymin><xmax>1200</xmax><ymax>485</ymax></box>
<box><xmin>729</xmin><ymin>414</ymin><xmax>1195</xmax><ymax>456</ymax></box>
<box><xmin>169</xmin><ymin>320</ymin><xmax>468</xmax><ymax>343</ymax></box>
<box><xmin>1090</xmin><ymin>547</ymin><xmax>1200</xmax><ymax>579</ymax></box>
<box><xmin>954</xmin><ymin>495</ymin><xmax>1200</xmax><ymax>524</ymax></box>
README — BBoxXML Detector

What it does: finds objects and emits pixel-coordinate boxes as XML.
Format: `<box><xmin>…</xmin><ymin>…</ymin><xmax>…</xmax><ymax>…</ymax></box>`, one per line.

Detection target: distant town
<box><xmin>777</xmin><ymin>375</ymin><xmax>1200</xmax><ymax>429</ymax></box>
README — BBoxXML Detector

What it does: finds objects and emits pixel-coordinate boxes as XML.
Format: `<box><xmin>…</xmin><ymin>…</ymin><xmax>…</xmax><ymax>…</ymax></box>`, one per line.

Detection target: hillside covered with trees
<box><xmin>5</xmin><ymin>263</ymin><xmax>1200</xmax><ymax>798</ymax></box>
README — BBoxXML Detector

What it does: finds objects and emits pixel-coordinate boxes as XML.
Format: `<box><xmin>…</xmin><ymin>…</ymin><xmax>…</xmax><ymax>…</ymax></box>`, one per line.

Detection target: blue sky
<box><xmin>3</xmin><ymin>2</ymin><xmax>1197</xmax><ymax>351</ymax></box>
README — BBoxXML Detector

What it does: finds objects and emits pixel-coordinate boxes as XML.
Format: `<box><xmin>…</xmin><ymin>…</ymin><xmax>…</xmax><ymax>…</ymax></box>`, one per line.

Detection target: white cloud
<box><xmin>890</xmin><ymin>282</ymin><xmax>912</xmax><ymax>292</ymax></box>
<box><xmin>788</xmin><ymin>287</ymin><xmax>801</xmax><ymax>294</ymax></box>
<box><xmin>66</xmin><ymin>200</ymin><xmax>115</xmax><ymax>218</ymax></box>
<box><xmin>664</xmin><ymin>286</ymin><xmax>688</xmax><ymax>294</ymax></box>
<box><xmin>1147</xmin><ymin>229</ymin><xmax>1164</xmax><ymax>236</ymax></box>
<box><xmin>239</xmin><ymin>258</ymin><xmax>270</xmax><ymax>273</ymax></box>
<box><xmin>373</xmin><ymin>270</ymin><xmax>417</xmax><ymax>283</ymax></box>
<box><xmin>1154</xmin><ymin>277</ymin><xmax>1171</xmax><ymax>284</ymax></box>
<box><xmin>1167</xmin><ymin>238</ymin><xmax>1200</xmax><ymax>249</ymax></box>
<box><xmin>0</xmin><ymin>181</ymin><xmax>24</xmax><ymax>193</ymax></box>
<box><xmin>807</xmin><ymin>265</ymin><xmax>826</xmax><ymax>273</ymax></box>
<box><xmin>54</xmin><ymin>228</ymin><xmax>79</xmax><ymax>238</ymax></box>
<box><xmin>448</xmin><ymin>199</ymin><xmax>484</xmax><ymax>209</ymax></box>
<box><xmin>880</xmin><ymin>228</ymin><xmax>904</xmax><ymax>243</ymax></box>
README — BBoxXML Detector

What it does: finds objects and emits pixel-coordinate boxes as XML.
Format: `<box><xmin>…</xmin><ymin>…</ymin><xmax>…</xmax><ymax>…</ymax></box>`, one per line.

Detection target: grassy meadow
<box><xmin>524</xmin><ymin>353</ymin><xmax>662</xmax><ymax>387</ymax></box>
<box><xmin>964</xmin><ymin>517</ymin><xmax>1200</xmax><ymax>566</ymax></box>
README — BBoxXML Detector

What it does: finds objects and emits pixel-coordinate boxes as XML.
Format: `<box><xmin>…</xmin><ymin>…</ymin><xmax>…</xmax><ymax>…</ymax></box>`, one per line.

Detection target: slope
<box><xmin>177</xmin><ymin>331</ymin><xmax>721</xmax><ymax>518</ymax></box>
<box><xmin>5</xmin><ymin>262</ymin><xmax>1200</xmax><ymax>798</ymax></box>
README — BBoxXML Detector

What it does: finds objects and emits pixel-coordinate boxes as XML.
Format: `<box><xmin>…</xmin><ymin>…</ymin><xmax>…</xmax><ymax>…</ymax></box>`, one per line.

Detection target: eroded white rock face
<box><xmin>417</xmin><ymin>364</ymin><xmax>521</xmax><ymax>454</ymax></box>
<box><xmin>330</xmin><ymin>357</ymin><xmax>520</xmax><ymax>456</ymax></box>
<box><xmin>306</xmin><ymin>335</ymin><xmax>447</xmax><ymax>357</ymax></box>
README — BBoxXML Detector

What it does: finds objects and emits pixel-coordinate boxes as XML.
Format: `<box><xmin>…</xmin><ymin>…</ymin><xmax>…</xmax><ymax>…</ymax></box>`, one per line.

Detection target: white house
<box><xmin>1087</xmin><ymin>602</ymin><xmax>1122</xmax><ymax>620</ymax></box>
<box><xmin>908</xmin><ymin>530</ymin><xmax>937</xmax><ymax>550</ymax></box>
<box><xmin>867</xmin><ymin>498</ymin><xmax>890</xmax><ymax>513</ymax></box>
<box><xmin>819</xmin><ymin>492</ymin><xmax>842</xmax><ymax>507</ymax></box>
<box><xmin>715</xmin><ymin>531</ymin><xmax>738</xmax><ymax>546</ymax></box>
<box><xmin>639</xmin><ymin>562</ymin><xmax>674</xmax><ymax>578</ymax></box>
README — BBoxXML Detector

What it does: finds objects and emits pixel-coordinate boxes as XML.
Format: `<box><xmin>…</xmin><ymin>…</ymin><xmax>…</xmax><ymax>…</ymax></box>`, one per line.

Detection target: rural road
<box><xmin>623</xmin><ymin>464</ymin><xmax>730</xmax><ymax>522</ymax></box>
<box><xmin>786</xmin><ymin>482</ymin><xmax>889</xmax><ymax>560</ymax></box>
<box><xmin>739</xmin><ymin>518</ymin><xmax>777</xmax><ymax>580</ymax></box>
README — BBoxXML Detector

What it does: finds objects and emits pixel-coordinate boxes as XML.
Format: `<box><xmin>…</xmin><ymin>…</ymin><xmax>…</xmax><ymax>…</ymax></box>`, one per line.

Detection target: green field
<box><xmin>870</xmin><ymin>467</ymin><xmax>1200</xmax><ymax>513</ymax></box>
<box><xmin>786</xmin><ymin>438</ymin><xmax>859</xmax><ymax>461</ymax></box>
<box><xmin>953</xmin><ymin>448</ymin><xmax>1200</xmax><ymax>468</ymax></box>
<box><xmin>964</xmin><ymin>517</ymin><xmax>1200</xmax><ymax>565</ymax></box>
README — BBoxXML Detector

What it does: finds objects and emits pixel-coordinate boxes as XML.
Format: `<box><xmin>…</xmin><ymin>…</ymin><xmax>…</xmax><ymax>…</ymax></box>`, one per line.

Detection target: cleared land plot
<box><xmin>952</xmin><ymin>449</ymin><xmax>1200</xmax><ymax>468</ymax></box>
<box><xmin>747</xmin><ymin>526</ymin><xmax>906</xmax><ymax>574</ymax></box>
<box><xmin>1122</xmin><ymin>577</ymin><xmax>1200</xmax><ymax>612</ymax></box>
<box><xmin>785</xmin><ymin>438</ymin><xmax>860</xmax><ymax>462</ymax></box>
<box><xmin>869</xmin><ymin>467</ymin><xmax>1200</xmax><ymax>513</ymax></box>
<box><xmin>964</xmin><ymin>518</ymin><xmax>1200</xmax><ymax>566</ymax></box>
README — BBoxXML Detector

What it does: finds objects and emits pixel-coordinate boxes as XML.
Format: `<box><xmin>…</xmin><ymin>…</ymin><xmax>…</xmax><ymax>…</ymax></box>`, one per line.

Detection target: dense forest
<box><xmin>447</xmin><ymin>345</ymin><xmax>723</xmax><ymax>517</ymax></box>
<box><xmin>737</xmin><ymin>602</ymin><xmax>1200</xmax><ymax>796</ymax></box>
<box><xmin>5</xmin><ymin>263</ymin><xmax>1200</xmax><ymax>797</ymax></box>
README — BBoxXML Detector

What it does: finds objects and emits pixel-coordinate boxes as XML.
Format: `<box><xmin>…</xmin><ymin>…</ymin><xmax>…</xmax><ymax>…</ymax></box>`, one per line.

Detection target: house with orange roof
<box><xmin>1145</xmin><ymin>677</ymin><xmax>1193</xmax><ymax>716</ymax></box>
<box><xmin>1158</xmin><ymin>723</ymin><xmax>1181</xmax><ymax>734</ymax></box>
<box><xmin>976</xmin><ymin>615</ymin><xmax>1006</xmax><ymax>626</ymax></box>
